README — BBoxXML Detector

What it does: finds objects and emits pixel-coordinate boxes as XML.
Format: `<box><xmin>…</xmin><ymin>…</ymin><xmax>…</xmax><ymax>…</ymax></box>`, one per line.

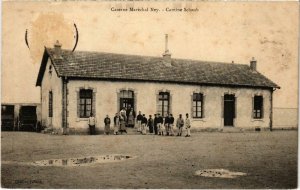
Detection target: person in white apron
<box><xmin>141</xmin><ymin>114</ymin><xmax>147</xmax><ymax>135</ymax></box>
<box><xmin>88</xmin><ymin>113</ymin><xmax>96</xmax><ymax>135</ymax></box>
<box><xmin>119</xmin><ymin>108</ymin><xmax>127</xmax><ymax>134</ymax></box>
<box><xmin>113</xmin><ymin>113</ymin><xmax>120</xmax><ymax>135</ymax></box>
<box><xmin>104</xmin><ymin>115</ymin><xmax>111</xmax><ymax>135</ymax></box>
<box><xmin>169</xmin><ymin>114</ymin><xmax>175</xmax><ymax>136</ymax></box>
<box><xmin>185</xmin><ymin>113</ymin><xmax>191</xmax><ymax>137</ymax></box>
<box><xmin>136</xmin><ymin>111</ymin><xmax>143</xmax><ymax>132</ymax></box>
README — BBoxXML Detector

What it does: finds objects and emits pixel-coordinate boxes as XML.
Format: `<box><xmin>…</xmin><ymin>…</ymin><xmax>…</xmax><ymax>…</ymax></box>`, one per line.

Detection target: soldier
<box><xmin>153</xmin><ymin>114</ymin><xmax>158</xmax><ymax>135</ymax></box>
<box><xmin>141</xmin><ymin>114</ymin><xmax>147</xmax><ymax>135</ymax></box>
<box><xmin>136</xmin><ymin>111</ymin><xmax>143</xmax><ymax>132</ymax></box>
<box><xmin>169</xmin><ymin>113</ymin><xmax>175</xmax><ymax>136</ymax></box>
<box><xmin>104</xmin><ymin>115</ymin><xmax>111</xmax><ymax>135</ymax></box>
<box><xmin>176</xmin><ymin>114</ymin><xmax>184</xmax><ymax>136</ymax></box>
<box><xmin>158</xmin><ymin>113</ymin><xmax>164</xmax><ymax>135</ymax></box>
<box><xmin>164</xmin><ymin>113</ymin><xmax>170</xmax><ymax>136</ymax></box>
<box><xmin>147</xmin><ymin>115</ymin><xmax>154</xmax><ymax>134</ymax></box>
<box><xmin>185</xmin><ymin>113</ymin><xmax>191</xmax><ymax>137</ymax></box>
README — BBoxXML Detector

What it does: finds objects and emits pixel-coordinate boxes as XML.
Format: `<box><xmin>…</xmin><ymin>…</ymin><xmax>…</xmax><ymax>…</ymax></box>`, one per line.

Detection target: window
<box><xmin>253</xmin><ymin>95</ymin><xmax>263</xmax><ymax>119</ymax></box>
<box><xmin>49</xmin><ymin>65</ymin><xmax>52</xmax><ymax>76</ymax></box>
<box><xmin>192</xmin><ymin>93</ymin><xmax>203</xmax><ymax>118</ymax></box>
<box><xmin>119</xmin><ymin>90</ymin><xmax>134</xmax><ymax>111</ymax></box>
<box><xmin>79</xmin><ymin>89</ymin><xmax>93</xmax><ymax>118</ymax></box>
<box><xmin>49</xmin><ymin>91</ymin><xmax>53</xmax><ymax>117</ymax></box>
<box><xmin>158</xmin><ymin>92</ymin><xmax>170</xmax><ymax>117</ymax></box>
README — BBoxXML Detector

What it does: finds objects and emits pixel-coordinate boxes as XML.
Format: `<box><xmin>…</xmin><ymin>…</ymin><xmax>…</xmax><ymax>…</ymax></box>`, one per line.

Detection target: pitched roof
<box><xmin>36</xmin><ymin>48</ymin><xmax>280</xmax><ymax>89</ymax></box>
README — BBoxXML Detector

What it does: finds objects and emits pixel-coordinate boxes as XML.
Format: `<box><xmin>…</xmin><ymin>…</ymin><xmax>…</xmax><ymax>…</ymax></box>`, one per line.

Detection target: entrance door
<box><xmin>120</xmin><ymin>98</ymin><xmax>134</xmax><ymax>110</ymax></box>
<box><xmin>224</xmin><ymin>94</ymin><xmax>235</xmax><ymax>126</ymax></box>
<box><xmin>1</xmin><ymin>105</ymin><xmax>15</xmax><ymax>131</ymax></box>
<box><xmin>19</xmin><ymin>106</ymin><xmax>37</xmax><ymax>131</ymax></box>
<box><xmin>119</xmin><ymin>90</ymin><xmax>134</xmax><ymax>111</ymax></box>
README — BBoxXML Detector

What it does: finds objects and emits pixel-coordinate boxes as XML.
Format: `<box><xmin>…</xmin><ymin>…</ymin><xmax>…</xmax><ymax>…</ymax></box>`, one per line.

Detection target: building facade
<box><xmin>36</xmin><ymin>39</ymin><xmax>280</xmax><ymax>134</ymax></box>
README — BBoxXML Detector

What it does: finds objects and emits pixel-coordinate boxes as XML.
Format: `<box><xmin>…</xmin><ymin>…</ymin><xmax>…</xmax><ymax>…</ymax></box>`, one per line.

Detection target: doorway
<box><xmin>119</xmin><ymin>90</ymin><xmax>134</xmax><ymax>111</ymax></box>
<box><xmin>224</xmin><ymin>94</ymin><xmax>235</xmax><ymax>127</ymax></box>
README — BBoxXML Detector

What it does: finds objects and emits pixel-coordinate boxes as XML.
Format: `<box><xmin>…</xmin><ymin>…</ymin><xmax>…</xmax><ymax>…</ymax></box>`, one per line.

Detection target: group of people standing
<box><xmin>88</xmin><ymin>106</ymin><xmax>191</xmax><ymax>137</ymax></box>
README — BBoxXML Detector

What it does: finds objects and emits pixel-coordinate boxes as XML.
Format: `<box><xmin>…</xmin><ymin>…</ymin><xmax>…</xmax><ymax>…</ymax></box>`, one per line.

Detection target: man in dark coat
<box><xmin>153</xmin><ymin>114</ymin><xmax>158</xmax><ymax>135</ymax></box>
<box><xmin>141</xmin><ymin>114</ymin><xmax>148</xmax><ymax>135</ymax></box>
<box><xmin>136</xmin><ymin>111</ymin><xmax>143</xmax><ymax>132</ymax></box>
<box><xmin>169</xmin><ymin>114</ymin><xmax>175</xmax><ymax>136</ymax></box>
<box><xmin>158</xmin><ymin>113</ymin><xmax>164</xmax><ymax>135</ymax></box>
<box><xmin>127</xmin><ymin>107</ymin><xmax>136</xmax><ymax>128</ymax></box>
<box><xmin>147</xmin><ymin>115</ymin><xmax>154</xmax><ymax>134</ymax></box>
<box><xmin>126</xmin><ymin>105</ymin><xmax>132</xmax><ymax>118</ymax></box>
<box><xmin>164</xmin><ymin>113</ymin><xmax>170</xmax><ymax>136</ymax></box>
<box><xmin>104</xmin><ymin>115</ymin><xmax>111</xmax><ymax>135</ymax></box>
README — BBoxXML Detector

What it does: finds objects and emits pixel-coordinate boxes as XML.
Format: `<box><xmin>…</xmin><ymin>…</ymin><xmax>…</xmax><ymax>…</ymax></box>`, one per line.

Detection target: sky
<box><xmin>2</xmin><ymin>1</ymin><xmax>299</xmax><ymax>108</ymax></box>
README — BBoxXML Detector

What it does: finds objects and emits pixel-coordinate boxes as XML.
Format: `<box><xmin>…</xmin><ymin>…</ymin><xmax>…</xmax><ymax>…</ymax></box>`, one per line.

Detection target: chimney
<box><xmin>250</xmin><ymin>57</ymin><xmax>257</xmax><ymax>71</ymax></box>
<box><xmin>162</xmin><ymin>34</ymin><xmax>172</xmax><ymax>67</ymax></box>
<box><xmin>53</xmin><ymin>40</ymin><xmax>62</xmax><ymax>59</ymax></box>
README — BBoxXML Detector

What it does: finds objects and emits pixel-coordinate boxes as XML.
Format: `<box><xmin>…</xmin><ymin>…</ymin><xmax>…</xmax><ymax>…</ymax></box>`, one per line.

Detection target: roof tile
<box><xmin>36</xmin><ymin>48</ymin><xmax>279</xmax><ymax>89</ymax></box>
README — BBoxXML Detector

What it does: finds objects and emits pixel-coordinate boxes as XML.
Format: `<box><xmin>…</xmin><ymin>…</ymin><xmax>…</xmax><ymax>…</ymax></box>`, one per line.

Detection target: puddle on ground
<box><xmin>195</xmin><ymin>169</ymin><xmax>247</xmax><ymax>178</ymax></box>
<box><xmin>31</xmin><ymin>155</ymin><xmax>134</xmax><ymax>167</ymax></box>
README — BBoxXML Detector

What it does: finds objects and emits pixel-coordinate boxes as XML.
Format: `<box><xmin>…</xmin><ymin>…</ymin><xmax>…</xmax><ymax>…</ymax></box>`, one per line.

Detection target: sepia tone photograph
<box><xmin>1</xmin><ymin>1</ymin><xmax>298</xmax><ymax>189</ymax></box>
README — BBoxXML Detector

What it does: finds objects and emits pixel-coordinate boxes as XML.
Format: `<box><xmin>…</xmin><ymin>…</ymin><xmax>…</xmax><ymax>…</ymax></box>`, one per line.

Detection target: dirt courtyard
<box><xmin>1</xmin><ymin>130</ymin><xmax>298</xmax><ymax>189</ymax></box>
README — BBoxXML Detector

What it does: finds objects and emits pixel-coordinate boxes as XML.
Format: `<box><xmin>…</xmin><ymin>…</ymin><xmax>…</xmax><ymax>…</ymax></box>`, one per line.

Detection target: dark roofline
<box><xmin>36</xmin><ymin>48</ymin><xmax>280</xmax><ymax>89</ymax></box>
<box><xmin>47</xmin><ymin>47</ymin><xmax>250</xmax><ymax>67</ymax></box>
<box><xmin>36</xmin><ymin>49</ymin><xmax>48</xmax><ymax>86</ymax></box>
<box><xmin>67</xmin><ymin>76</ymin><xmax>279</xmax><ymax>90</ymax></box>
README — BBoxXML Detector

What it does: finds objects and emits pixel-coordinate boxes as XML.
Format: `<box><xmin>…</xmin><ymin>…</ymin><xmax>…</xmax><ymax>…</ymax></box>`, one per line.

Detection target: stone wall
<box><xmin>65</xmin><ymin>80</ymin><xmax>272</xmax><ymax>133</ymax></box>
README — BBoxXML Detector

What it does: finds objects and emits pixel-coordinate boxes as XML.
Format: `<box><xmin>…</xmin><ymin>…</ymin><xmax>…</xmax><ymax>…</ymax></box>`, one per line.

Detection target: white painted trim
<box><xmin>251</xmin><ymin>119</ymin><xmax>265</xmax><ymax>122</ymax></box>
<box><xmin>192</xmin><ymin>118</ymin><xmax>207</xmax><ymax>122</ymax></box>
<box><xmin>76</xmin><ymin>118</ymin><xmax>89</xmax><ymax>122</ymax></box>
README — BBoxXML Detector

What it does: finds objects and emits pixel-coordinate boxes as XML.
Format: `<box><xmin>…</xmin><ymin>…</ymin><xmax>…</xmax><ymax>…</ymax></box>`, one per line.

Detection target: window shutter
<box><xmin>261</xmin><ymin>96</ymin><xmax>264</xmax><ymax>118</ymax></box>
<box><xmin>221</xmin><ymin>96</ymin><xmax>224</xmax><ymax>118</ymax></box>
<box><xmin>92</xmin><ymin>91</ymin><xmax>96</xmax><ymax>115</ymax></box>
<box><xmin>202</xmin><ymin>95</ymin><xmax>205</xmax><ymax>118</ymax></box>
<box><xmin>117</xmin><ymin>91</ymin><xmax>120</xmax><ymax>112</ymax></box>
<box><xmin>191</xmin><ymin>94</ymin><xmax>194</xmax><ymax>118</ymax></box>
<box><xmin>77</xmin><ymin>91</ymin><xmax>80</xmax><ymax>118</ymax></box>
<box><xmin>169</xmin><ymin>93</ymin><xmax>172</xmax><ymax>114</ymax></box>
<box><xmin>134</xmin><ymin>92</ymin><xmax>137</xmax><ymax>113</ymax></box>
<box><xmin>156</xmin><ymin>93</ymin><xmax>159</xmax><ymax>114</ymax></box>
<box><xmin>234</xmin><ymin>96</ymin><xmax>237</xmax><ymax>118</ymax></box>
<box><xmin>252</xmin><ymin>96</ymin><xmax>254</xmax><ymax>118</ymax></box>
